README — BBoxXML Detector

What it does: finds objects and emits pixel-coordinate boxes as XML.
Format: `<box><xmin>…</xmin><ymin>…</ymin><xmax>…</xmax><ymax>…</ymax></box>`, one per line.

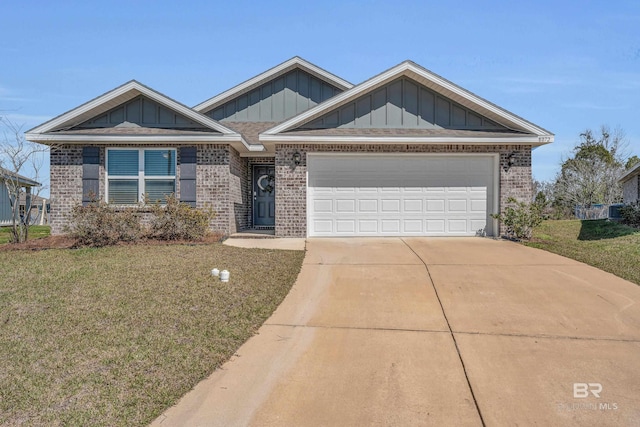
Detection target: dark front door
<box><xmin>253</xmin><ymin>165</ymin><xmax>275</xmax><ymax>227</ymax></box>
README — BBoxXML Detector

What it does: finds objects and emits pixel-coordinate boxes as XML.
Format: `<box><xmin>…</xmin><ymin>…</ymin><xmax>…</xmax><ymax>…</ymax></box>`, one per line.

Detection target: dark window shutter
<box><xmin>179</xmin><ymin>147</ymin><xmax>197</xmax><ymax>207</ymax></box>
<box><xmin>82</xmin><ymin>147</ymin><xmax>100</xmax><ymax>205</ymax></box>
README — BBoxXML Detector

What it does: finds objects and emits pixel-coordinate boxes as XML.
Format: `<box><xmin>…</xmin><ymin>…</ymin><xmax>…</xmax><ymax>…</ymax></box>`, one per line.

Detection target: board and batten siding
<box><xmin>76</xmin><ymin>95</ymin><xmax>210</xmax><ymax>130</ymax></box>
<box><xmin>0</xmin><ymin>184</ymin><xmax>13</xmax><ymax>225</ymax></box>
<box><xmin>205</xmin><ymin>69</ymin><xmax>342</xmax><ymax>123</ymax></box>
<box><xmin>305</xmin><ymin>78</ymin><xmax>505</xmax><ymax>130</ymax></box>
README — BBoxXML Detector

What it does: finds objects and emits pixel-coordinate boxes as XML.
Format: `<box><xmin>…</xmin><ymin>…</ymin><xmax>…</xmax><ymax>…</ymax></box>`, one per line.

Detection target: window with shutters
<box><xmin>105</xmin><ymin>148</ymin><xmax>176</xmax><ymax>204</ymax></box>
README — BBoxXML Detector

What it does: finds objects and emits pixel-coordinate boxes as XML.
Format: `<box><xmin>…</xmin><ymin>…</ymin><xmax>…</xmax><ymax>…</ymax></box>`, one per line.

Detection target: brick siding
<box><xmin>50</xmin><ymin>143</ymin><xmax>533</xmax><ymax>238</ymax></box>
<box><xmin>49</xmin><ymin>144</ymin><xmax>238</xmax><ymax>236</ymax></box>
<box><xmin>275</xmin><ymin>144</ymin><xmax>533</xmax><ymax>237</ymax></box>
<box><xmin>49</xmin><ymin>145</ymin><xmax>83</xmax><ymax>234</ymax></box>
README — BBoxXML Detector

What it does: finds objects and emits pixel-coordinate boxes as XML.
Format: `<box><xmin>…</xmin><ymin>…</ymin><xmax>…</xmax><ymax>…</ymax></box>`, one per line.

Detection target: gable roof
<box><xmin>619</xmin><ymin>162</ymin><xmax>640</xmax><ymax>183</ymax></box>
<box><xmin>261</xmin><ymin>60</ymin><xmax>554</xmax><ymax>145</ymax></box>
<box><xmin>193</xmin><ymin>56</ymin><xmax>353</xmax><ymax>114</ymax></box>
<box><xmin>25</xmin><ymin>81</ymin><xmax>263</xmax><ymax>151</ymax></box>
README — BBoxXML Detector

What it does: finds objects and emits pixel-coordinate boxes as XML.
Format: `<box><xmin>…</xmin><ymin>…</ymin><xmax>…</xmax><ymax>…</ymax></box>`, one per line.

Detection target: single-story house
<box><xmin>0</xmin><ymin>167</ymin><xmax>41</xmax><ymax>226</ymax></box>
<box><xmin>620</xmin><ymin>162</ymin><xmax>640</xmax><ymax>204</ymax></box>
<box><xmin>26</xmin><ymin>57</ymin><xmax>553</xmax><ymax>237</ymax></box>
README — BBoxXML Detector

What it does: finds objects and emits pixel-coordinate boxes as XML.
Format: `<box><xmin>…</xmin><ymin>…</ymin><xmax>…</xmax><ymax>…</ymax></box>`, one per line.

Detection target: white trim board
<box><xmin>260</xmin><ymin>135</ymin><xmax>547</xmax><ymax>146</ymax></box>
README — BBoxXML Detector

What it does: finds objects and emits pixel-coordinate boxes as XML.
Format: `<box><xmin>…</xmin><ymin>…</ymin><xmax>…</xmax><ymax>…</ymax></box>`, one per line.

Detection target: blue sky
<box><xmin>1</xmin><ymin>0</ymin><xmax>639</xmax><ymax>195</ymax></box>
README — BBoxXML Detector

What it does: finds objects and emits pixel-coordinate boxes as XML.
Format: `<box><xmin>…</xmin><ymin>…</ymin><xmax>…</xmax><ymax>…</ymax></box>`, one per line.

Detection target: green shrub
<box><xmin>492</xmin><ymin>197</ymin><xmax>545</xmax><ymax>240</ymax></box>
<box><xmin>620</xmin><ymin>202</ymin><xmax>640</xmax><ymax>228</ymax></box>
<box><xmin>148</xmin><ymin>194</ymin><xmax>215</xmax><ymax>240</ymax></box>
<box><xmin>66</xmin><ymin>201</ymin><xmax>143</xmax><ymax>247</ymax></box>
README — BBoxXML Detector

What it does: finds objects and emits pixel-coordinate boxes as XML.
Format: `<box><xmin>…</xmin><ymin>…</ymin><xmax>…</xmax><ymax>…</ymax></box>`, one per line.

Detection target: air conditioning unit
<box><xmin>608</xmin><ymin>204</ymin><xmax>624</xmax><ymax>221</ymax></box>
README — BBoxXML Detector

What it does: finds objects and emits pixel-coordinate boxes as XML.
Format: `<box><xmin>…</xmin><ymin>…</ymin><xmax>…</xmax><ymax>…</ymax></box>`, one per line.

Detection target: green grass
<box><xmin>0</xmin><ymin>244</ymin><xmax>305</xmax><ymax>426</ymax></box>
<box><xmin>0</xmin><ymin>225</ymin><xmax>51</xmax><ymax>244</ymax></box>
<box><xmin>526</xmin><ymin>219</ymin><xmax>640</xmax><ymax>285</ymax></box>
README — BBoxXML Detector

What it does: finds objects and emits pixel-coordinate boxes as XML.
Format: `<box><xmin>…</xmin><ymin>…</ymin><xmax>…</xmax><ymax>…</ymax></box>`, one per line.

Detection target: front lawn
<box><xmin>0</xmin><ymin>225</ymin><xmax>51</xmax><ymax>244</ymax></box>
<box><xmin>0</xmin><ymin>244</ymin><xmax>305</xmax><ymax>426</ymax></box>
<box><xmin>527</xmin><ymin>219</ymin><xmax>640</xmax><ymax>285</ymax></box>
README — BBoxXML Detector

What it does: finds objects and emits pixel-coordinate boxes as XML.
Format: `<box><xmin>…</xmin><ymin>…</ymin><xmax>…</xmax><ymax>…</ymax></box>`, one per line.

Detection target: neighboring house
<box><xmin>18</xmin><ymin>193</ymin><xmax>49</xmax><ymax>225</ymax></box>
<box><xmin>619</xmin><ymin>163</ymin><xmax>640</xmax><ymax>204</ymax></box>
<box><xmin>0</xmin><ymin>167</ymin><xmax>41</xmax><ymax>226</ymax></box>
<box><xmin>26</xmin><ymin>57</ymin><xmax>554</xmax><ymax>237</ymax></box>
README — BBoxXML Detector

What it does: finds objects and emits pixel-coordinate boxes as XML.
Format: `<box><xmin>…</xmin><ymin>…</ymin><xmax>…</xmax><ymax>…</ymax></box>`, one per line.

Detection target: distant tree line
<box><xmin>534</xmin><ymin>126</ymin><xmax>638</xmax><ymax>218</ymax></box>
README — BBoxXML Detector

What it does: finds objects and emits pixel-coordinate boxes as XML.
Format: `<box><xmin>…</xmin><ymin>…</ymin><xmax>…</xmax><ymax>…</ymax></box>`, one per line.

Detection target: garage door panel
<box><xmin>426</xmin><ymin>219</ymin><xmax>445</xmax><ymax>232</ymax></box>
<box><xmin>381</xmin><ymin>199</ymin><xmax>401</xmax><ymax>212</ymax></box>
<box><xmin>403</xmin><ymin>220</ymin><xmax>423</xmax><ymax>233</ymax></box>
<box><xmin>335</xmin><ymin>187</ymin><xmax>356</xmax><ymax>193</ymax></box>
<box><xmin>470</xmin><ymin>219</ymin><xmax>487</xmax><ymax>231</ymax></box>
<box><xmin>470</xmin><ymin>199</ymin><xmax>487</xmax><ymax>212</ymax></box>
<box><xmin>336</xmin><ymin>220</ymin><xmax>356</xmax><ymax>233</ymax></box>
<box><xmin>448</xmin><ymin>199</ymin><xmax>468</xmax><ymax>212</ymax></box>
<box><xmin>357</xmin><ymin>187</ymin><xmax>378</xmax><ymax>193</ymax></box>
<box><xmin>426</xmin><ymin>199</ymin><xmax>445</xmax><ymax>212</ymax></box>
<box><xmin>404</xmin><ymin>199</ymin><xmax>423</xmax><ymax>212</ymax></box>
<box><xmin>335</xmin><ymin>199</ymin><xmax>356</xmax><ymax>213</ymax></box>
<box><xmin>308</xmin><ymin>155</ymin><xmax>494</xmax><ymax>237</ymax></box>
<box><xmin>358</xmin><ymin>199</ymin><xmax>378</xmax><ymax>212</ymax></box>
<box><xmin>448</xmin><ymin>220</ymin><xmax>468</xmax><ymax>233</ymax></box>
<box><xmin>359</xmin><ymin>220</ymin><xmax>378</xmax><ymax>233</ymax></box>
<box><xmin>381</xmin><ymin>219</ymin><xmax>401</xmax><ymax>233</ymax></box>
<box><xmin>313</xmin><ymin>220</ymin><xmax>333</xmax><ymax>233</ymax></box>
<box><xmin>447</xmin><ymin>187</ymin><xmax>467</xmax><ymax>193</ymax></box>
<box><xmin>427</xmin><ymin>187</ymin><xmax>445</xmax><ymax>193</ymax></box>
<box><xmin>313</xmin><ymin>199</ymin><xmax>333</xmax><ymax>213</ymax></box>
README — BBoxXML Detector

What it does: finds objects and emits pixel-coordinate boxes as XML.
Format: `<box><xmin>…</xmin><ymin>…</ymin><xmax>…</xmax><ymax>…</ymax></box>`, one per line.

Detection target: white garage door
<box><xmin>307</xmin><ymin>154</ymin><xmax>496</xmax><ymax>237</ymax></box>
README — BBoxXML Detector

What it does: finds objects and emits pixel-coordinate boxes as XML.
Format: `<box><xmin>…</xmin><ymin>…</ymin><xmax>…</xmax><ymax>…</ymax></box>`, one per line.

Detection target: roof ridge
<box><xmin>192</xmin><ymin>56</ymin><xmax>353</xmax><ymax>113</ymax></box>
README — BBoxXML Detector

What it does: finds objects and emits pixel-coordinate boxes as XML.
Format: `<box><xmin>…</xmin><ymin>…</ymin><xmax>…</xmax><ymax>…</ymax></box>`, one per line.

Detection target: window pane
<box><xmin>108</xmin><ymin>150</ymin><xmax>138</xmax><ymax>175</ymax></box>
<box><xmin>145</xmin><ymin>180</ymin><xmax>175</xmax><ymax>203</ymax></box>
<box><xmin>108</xmin><ymin>179</ymin><xmax>139</xmax><ymax>204</ymax></box>
<box><xmin>145</xmin><ymin>150</ymin><xmax>175</xmax><ymax>176</ymax></box>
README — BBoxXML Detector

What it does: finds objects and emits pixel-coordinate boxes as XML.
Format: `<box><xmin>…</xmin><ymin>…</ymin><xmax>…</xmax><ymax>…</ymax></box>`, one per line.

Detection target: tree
<box><xmin>626</xmin><ymin>155</ymin><xmax>640</xmax><ymax>170</ymax></box>
<box><xmin>0</xmin><ymin>116</ymin><xmax>49</xmax><ymax>243</ymax></box>
<box><xmin>553</xmin><ymin>126</ymin><xmax>627</xmax><ymax>209</ymax></box>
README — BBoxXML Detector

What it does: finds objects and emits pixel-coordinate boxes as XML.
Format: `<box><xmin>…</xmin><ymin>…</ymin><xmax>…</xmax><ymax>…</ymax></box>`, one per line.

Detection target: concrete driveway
<box><xmin>152</xmin><ymin>238</ymin><xmax>640</xmax><ymax>426</ymax></box>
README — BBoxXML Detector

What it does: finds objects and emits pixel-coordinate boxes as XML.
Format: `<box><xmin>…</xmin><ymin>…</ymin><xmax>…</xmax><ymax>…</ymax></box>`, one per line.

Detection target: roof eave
<box><xmin>0</xmin><ymin>174</ymin><xmax>41</xmax><ymax>187</ymax></box>
<box><xmin>618</xmin><ymin>163</ymin><xmax>640</xmax><ymax>183</ymax></box>
<box><xmin>259</xmin><ymin>134</ymin><xmax>552</xmax><ymax>146</ymax></box>
<box><xmin>25</xmin><ymin>132</ymin><xmax>263</xmax><ymax>153</ymax></box>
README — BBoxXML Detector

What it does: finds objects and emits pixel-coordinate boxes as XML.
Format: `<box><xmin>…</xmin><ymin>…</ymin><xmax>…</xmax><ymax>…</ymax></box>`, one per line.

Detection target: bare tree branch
<box><xmin>1</xmin><ymin>116</ymin><xmax>50</xmax><ymax>243</ymax></box>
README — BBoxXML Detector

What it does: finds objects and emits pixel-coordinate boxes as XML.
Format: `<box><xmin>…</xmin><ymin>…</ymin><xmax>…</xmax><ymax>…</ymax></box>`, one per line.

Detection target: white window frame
<box><xmin>105</xmin><ymin>147</ymin><xmax>177</xmax><ymax>204</ymax></box>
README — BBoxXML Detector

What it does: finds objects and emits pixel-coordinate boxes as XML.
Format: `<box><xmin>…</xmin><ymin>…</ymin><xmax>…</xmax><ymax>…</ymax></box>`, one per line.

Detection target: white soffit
<box><xmin>193</xmin><ymin>56</ymin><xmax>354</xmax><ymax>113</ymax></box>
<box><xmin>263</xmin><ymin>61</ymin><xmax>554</xmax><ymax>140</ymax></box>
